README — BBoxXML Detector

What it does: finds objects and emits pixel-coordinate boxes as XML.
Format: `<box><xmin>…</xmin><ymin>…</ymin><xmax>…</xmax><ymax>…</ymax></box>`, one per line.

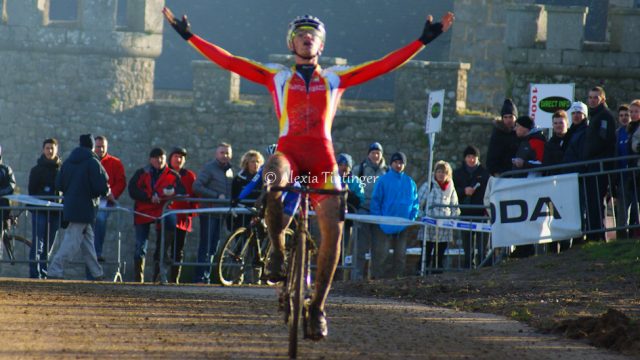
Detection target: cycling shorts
<box><xmin>277</xmin><ymin>135</ymin><xmax>342</xmax><ymax>205</ymax></box>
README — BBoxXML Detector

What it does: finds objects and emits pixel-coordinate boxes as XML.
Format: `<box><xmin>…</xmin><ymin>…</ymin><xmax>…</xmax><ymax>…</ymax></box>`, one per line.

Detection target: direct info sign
<box><xmin>487</xmin><ymin>173</ymin><xmax>582</xmax><ymax>247</ymax></box>
<box><xmin>529</xmin><ymin>83</ymin><xmax>574</xmax><ymax>129</ymax></box>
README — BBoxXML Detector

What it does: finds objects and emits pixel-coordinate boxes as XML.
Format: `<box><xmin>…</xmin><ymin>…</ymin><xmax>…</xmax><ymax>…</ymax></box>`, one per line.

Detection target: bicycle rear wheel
<box><xmin>215</xmin><ymin>227</ymin><xmax>253</xmax><ymax>286</ymax></box>
<box><xmin>287</xmin><ymin>228</ymin><xmax>306</xmax><ymax>359</ymax></box>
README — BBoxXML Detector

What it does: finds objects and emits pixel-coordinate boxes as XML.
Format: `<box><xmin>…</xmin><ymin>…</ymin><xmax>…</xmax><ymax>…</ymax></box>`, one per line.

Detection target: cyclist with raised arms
<box><xmin>163</xmin><ymin>7</ymin><xmax>454</xmax><ymax>340</ymax></box>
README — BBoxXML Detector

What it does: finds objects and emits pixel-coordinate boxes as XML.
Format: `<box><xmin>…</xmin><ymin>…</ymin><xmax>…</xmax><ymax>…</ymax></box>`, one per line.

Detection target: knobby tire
<box><xmin>288</xmin><ymin>228</ymin><xmax>306</xmax><ymax>359</ymax></box>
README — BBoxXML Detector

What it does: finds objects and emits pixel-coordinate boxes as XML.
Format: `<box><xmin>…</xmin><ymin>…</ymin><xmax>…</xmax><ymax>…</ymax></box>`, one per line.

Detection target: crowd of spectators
<box><xmin>1</xmin><ymin>85</ymin><xmax>639</xmax><ymax>282</ymax></box>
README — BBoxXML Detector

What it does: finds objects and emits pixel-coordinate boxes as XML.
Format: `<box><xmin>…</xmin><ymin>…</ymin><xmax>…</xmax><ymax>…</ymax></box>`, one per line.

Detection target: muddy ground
<box><xmin>0</xmin><ymin>279</ymin><xmax>632</xmax><ymax>359</ymax></box>
<box><xmin>333</xmin><ymin>240</ymin><xmax>640</xmax><ymax>358</ymax></box>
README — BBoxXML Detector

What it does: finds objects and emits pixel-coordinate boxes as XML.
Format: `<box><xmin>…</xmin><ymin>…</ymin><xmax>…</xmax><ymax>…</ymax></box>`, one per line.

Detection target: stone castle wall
<box><xmin>504</xmin><ymin>4</ymin><xmax>640</xmax><ymax>109</ymax></box>
<box><xmin>0</xmin><ymin>0</ymin><xmax>491</xmax><ymax>280</ymax></box>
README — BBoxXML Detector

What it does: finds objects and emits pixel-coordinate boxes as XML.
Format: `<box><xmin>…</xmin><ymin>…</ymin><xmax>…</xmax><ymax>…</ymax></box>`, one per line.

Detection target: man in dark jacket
<box><xmin>48</xmin><ymin>134</ymin><xmax>110</xmax><ymax>280</ymax></box>
<box><xmin>562</xmin><ymin>101</ymin><xmax>589</xmax><ymax>169</ymax></box>
<box><xmin>27</xmin><ymin>138</ymin><xmax>62</xmax><ymax>279</ymax></box>
<box><xmin>486</xmin><ymin>99</ymin><xmax>519</xmax><ymax>176</ymax></box>
<box><xmin>542</xmin><ymin>110</ymin><xmax>568</xmax><ymax>173</ymax></box>
<box><xmin>512</xmin><ymin>115</ymin><xmax>546</xmax><ymax>176</ymax></box>
<box><xmin>583</xmin><ymin>86</ymin><xmax>617</xmax><ymax>242</ymax></box>
<box><xmin>453</xmin><ymin>145</ymin><xmax>490</xmax><ymax>268</ymax></box>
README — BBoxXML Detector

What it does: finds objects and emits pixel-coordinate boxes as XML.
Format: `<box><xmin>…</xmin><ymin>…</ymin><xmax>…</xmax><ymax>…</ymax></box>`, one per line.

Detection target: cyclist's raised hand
<box><xmin>162</xmin><ymin>7</ymin><xmax>193</xmax><ymax>41</ymax></box>
<box><xmin>418</xmin><ymin>12</ymin><xmax>455</xmax><ymax>45</ymax></box>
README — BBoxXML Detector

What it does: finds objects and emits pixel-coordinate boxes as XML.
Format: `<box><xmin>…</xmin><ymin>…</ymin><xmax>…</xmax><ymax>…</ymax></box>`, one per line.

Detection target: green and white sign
<box><xmin>529</xmin><ymin>83</ymin><xmax>575</xmax><ymax>128</ymax></box>
<box><xmin>425</xmin><ymin>89</ymin><xmax>445</xmax><ymax>134</ymax></box>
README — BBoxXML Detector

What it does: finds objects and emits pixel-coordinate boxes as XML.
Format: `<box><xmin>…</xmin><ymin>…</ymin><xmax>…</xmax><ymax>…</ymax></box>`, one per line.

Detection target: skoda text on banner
<box><xmin>529</xmin><ymin>83</ymin><xmax>575</xmax><ymax>129</ymax></box>
<box><xmin>488</xmin><ymin>173</ymin><xmax>582</xmax><ymax>247</ymax></box>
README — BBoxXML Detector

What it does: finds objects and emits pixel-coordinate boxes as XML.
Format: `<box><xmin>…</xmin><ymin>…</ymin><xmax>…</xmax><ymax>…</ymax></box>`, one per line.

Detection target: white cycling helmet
<box><xmin>286</xmin><ymin>15</ymin><xmax>326</xmax><ymax>47</ymax></box>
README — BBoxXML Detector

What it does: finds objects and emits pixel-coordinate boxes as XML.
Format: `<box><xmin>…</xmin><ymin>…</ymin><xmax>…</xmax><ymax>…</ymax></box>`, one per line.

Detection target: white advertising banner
<box><xmin>488</xmin><ymin>174</ymin><xmax>582</xmax><ymax>247</ymax></box>
<box><xmin>529</xmin><ymin>83</ymin><xmax>574</xmax><ymax>129</ymax></box>
<box><xmin>425</xmin><ymin>89</ymin><xmax>444</xmax><ymax>134</ymax></box>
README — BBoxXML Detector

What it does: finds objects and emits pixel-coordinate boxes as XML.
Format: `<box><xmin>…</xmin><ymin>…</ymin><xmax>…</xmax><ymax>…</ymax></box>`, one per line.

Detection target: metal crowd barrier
<box><xmin>0</xmin><ymin>195</ymin><xmax>129</xmax><ymax>282</ymax></box>
<box><xmin>501</xmin><ymin>154</ymin><xmax>640</xmax><ymax>241</ymax></box>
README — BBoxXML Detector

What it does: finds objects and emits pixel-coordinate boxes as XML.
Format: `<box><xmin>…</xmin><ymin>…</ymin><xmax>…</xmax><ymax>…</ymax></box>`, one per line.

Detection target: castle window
<box><xmin>116</xmin><ymin>0</ymin><xmax>127</xmax><ymax>28</ymax></box>
<box><xmin>49</xmin><ymin>0</ymin><xmax>78</xmax><ymax>22</ymax></box>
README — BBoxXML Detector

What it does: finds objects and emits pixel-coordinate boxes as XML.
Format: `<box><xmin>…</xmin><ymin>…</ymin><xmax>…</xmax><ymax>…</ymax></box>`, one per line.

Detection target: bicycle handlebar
<box><xmin>267</xmin><ymin>185</ymin><xmax>347</xmax><ymax>196</ymax></box>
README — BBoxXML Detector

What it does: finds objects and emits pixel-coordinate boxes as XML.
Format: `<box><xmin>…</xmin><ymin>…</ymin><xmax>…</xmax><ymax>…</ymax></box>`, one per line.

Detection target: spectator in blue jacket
<box><xmin>48</xmin><ymin>134</ymin><xmax>110</xmax><ymax>280</ymax></box>
<box><xmin>370</xmin><ymin>152</ymin><xmax>419</xmax><ymax>279</ymax></box>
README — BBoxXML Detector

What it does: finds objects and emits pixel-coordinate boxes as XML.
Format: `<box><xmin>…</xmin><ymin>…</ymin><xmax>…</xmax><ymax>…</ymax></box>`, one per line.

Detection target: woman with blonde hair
<box><xmin>422</xmin><ymin>160</ymin><xmax>460</xmax><ymax>272</ymax></box>
<box><xmin>231</xmin><ymin>150</ymin><xmax>265</xmax><ymax>229</ymax></box>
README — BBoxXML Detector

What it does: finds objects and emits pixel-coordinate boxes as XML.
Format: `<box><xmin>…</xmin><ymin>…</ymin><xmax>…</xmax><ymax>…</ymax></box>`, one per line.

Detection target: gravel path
<box><xmin>0</xmin><ymin>279</ymin><xmax>632</xmax><ymax>359</ymax></box>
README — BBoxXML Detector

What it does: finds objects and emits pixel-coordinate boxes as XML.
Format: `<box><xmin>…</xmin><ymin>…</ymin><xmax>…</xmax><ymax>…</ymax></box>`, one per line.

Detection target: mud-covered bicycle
<box><xmin>268</xmin><ymin>185</ymin><xmax>346</xmax><ymax>359</ymax></box>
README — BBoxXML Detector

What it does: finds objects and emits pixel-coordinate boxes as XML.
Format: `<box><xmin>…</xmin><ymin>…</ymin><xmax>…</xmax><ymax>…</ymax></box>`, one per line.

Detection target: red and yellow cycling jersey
<box><xmin>188</xmin><ymin>35</ymin><xmax>425</xmax><ymax>197</ymax></box>
<box><xmin>189</xmin><ymin>35</ymin><xmax>424</xmax><ymax>141</ymax></box>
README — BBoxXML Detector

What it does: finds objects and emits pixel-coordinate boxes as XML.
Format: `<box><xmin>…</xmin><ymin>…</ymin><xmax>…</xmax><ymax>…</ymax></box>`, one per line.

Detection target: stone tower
<box><xmin>0</xmin><ymin>0</ymin><xmax>164</xmax><ymax>187</ymax></box>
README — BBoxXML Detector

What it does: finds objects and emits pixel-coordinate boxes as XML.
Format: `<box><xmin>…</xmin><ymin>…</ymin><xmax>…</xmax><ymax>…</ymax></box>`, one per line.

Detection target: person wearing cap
<box><xmin>583</xmin><ymin>86</ymin><xmax>616</xmax><ymax>242</ymax></box>
<box><xmin>486</xmin><ymin>98</ymin><xmax>520</xmax><ymax>176</ymax></box>
<box><xmin>163</xmin><ymin>7</ymin><xmax>454</xmax><ymax>339</ymax></box>
<box><xmin>452</xmin><ymin>145</ymin><xmax>490</xmax><ymax>268</ymax></box>
<box><xmin>336</xmin><ymin>153</ymin><xmax>365</xmax><ymax>280</ymax></box>
<box><xmin>511</xmin><ymin>115</ymin><xmax>546</xmax><ymax>176</ymax></box>
<box><xmin>48</xmin><ymin>134</ymin><xmax>110</xmax><ymax>280</ymax></box>
<box><xmin>128</xmin><ymin>147</ymin><xmax>184</xmax><ymax>283</ymax></box>
<box><xmin>351</xmin><ymin>142</ymin><xmax>388</xmax><ymax>280</ymax></box>
<box><xmin>27</xmin><ymin>138</ymin><xmax>60</xmax><ymax>279</ymax></box>
<box><xmin>370</xmin><ymin>152</ymin><xmax>419</xmax><ymax>279</ymax></box>
<box><xmin>192</xmin><ymin>142</ymin><xmax>233</xmax><ymax>284</ymax></box>
<box><xmin>91</xmin><ymin>135</ymin><xmax>126</xmax><ymax>266</ymax></box>
<box><xmin>166</xmin><ymin>147</ymin><xmax>198</xmax><ymax>284</ymax></box>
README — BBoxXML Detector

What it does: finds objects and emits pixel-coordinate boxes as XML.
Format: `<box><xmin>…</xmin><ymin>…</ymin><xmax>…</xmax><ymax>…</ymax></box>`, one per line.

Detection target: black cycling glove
<box><xmin>169</xmin><ymin>14</ymin><xmax>193</xmax><ymax>41</ymax></box>
<box><xmin>418</xmin><ymin>18</ymin><xmax>443</xmax><ymax>45</ymax></box>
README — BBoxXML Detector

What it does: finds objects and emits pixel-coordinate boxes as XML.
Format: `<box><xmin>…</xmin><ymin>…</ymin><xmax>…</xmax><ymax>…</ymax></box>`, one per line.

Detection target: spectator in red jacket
<box><xmin>167</xmin><ymin>147</ymin><xmax>198</xmax><ymax>284</ymax></box>
<box><xmin>128</xmin><ymin>148</ymin><xmax>184</xmax><ymax>283</ymax></box>
<box><xmin>92</xmin><ymin>136</ymin><xmax>126</xmax><ymax>264</ymax></box>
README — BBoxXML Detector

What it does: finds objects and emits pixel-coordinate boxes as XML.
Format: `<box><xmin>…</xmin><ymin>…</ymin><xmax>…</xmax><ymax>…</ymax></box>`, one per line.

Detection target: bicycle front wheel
<box><xmin>215</xmin><ymin>227</ymin><xmax>253</xmax><ymax>286</ymax></box>
<box><xmin>287</xmin><ymin>228</ymin><xmax>306</xmax><ymax>359</ymax></box>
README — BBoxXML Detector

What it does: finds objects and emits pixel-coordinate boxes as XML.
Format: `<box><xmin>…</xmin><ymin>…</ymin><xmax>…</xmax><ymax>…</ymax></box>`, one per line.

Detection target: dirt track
<box><xmin>0</xmin><ymin>279</ymin><xmax>632</xmax><ymax>359</ymax></box>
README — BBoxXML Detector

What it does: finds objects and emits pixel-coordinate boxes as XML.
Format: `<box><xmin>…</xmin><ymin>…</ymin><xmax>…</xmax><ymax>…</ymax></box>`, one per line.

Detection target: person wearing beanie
<box><xmin>128</xmin><ymin>147</ymin><xmax>185</xmax><ymax>283</ymax></box>
<box><xmin>563</xmin><ymin>101</ymin><xmax>589</xmax><ymax>165</ymax></box>
<box><xmin>369</xmin><ymin>151</ymin><xmax>419</xmax><ymax>279</ymax></box>
<box><xmin>486</xmin><ymin>98</ymin><xmax>520</xmax><ymax>176</ymax></box>
<box><xmin>368</xmin><ymin>142</ymin><xmax>383</xmax><ymax>154</ymax></box>
<box><xmin>452</xmin><ymin>145</ymin><xmax>490</xmax><ymax>268</ymax></box>
<box><xmin>48</xmin><ymin>135</ymin><xmax>110</xmax><ymax>280</ymax></box>
<box><xmin>79</xmin><ymin>133</ymin><xmax>95</xmax><ymax>149</ymax></box>
<box><xmin>27</xmin><ymin>138</ymin><xmax>61</xmax><ymax>279</ymax></box>
<box><xmin>350</xmin><ymin>142</ymin><xmax>388</xmax><ymax>280</ymax></box>
<box><xmin>512</xmin><ymin>115</ymin><xmax>546</xmax><ymax>175</ymax></box>
<box><xmin>166</xmin><ymin>146</ymin><xmax>197</xmax><ymax>284</ymax></box>
<box><xmin>90</xmin><ymin>135</ymin><xmax>126</xmax><ymax>274</ymax></box>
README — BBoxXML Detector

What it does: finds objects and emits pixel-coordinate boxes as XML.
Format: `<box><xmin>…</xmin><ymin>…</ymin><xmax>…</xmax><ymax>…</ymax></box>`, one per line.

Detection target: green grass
<box><xmin>582</xmin><ymin>239</ymin><xmax>640</xmax><ymax>274</ymax></box>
